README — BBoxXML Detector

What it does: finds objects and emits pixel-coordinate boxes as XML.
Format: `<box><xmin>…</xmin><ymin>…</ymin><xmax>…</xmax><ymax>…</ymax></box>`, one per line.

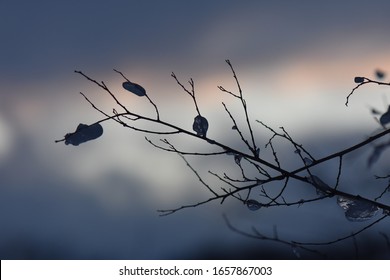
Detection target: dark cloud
<box><xmin>2</xmin><ymin>0</ymin><xmax>390</xmax><ymax>81</ymax></box>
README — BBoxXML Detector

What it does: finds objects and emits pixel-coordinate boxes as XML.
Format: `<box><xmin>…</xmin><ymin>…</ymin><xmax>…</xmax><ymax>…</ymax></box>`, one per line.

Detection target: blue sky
<box><xmin>1</xmin><ymin>0</ymin><xmax>390</xmax><ymax>259</ymax></box>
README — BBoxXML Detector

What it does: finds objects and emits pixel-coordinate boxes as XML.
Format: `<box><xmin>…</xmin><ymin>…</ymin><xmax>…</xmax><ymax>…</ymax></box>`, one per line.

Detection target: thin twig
<box><xmin>222</xmin><ymin>102</ymin><xmax>253</xmax><ymax>152</ymax></box>
<box><xmin>113</xmin><ymin>69</ymin><xmax>160</xmax><ymax>120</ymax></box>
<box><xmin>334</xmin><ymin>156</ymin><xmax>343</xmax><ymax>190</ymax></box>
<box><xmin>345</xmin><ymin>78</ymin><xmax>390</xmax><ymax>106</ymax></box>
<box><xmin>171</xmin><ymin>72</ymin><xmax>201</xmax><ymax>116</ymax></box>
<box><xmin>223</xmin><ymin>214</ymin><xmax>327</xmax><ymax>258</ymax></box>
<box><xmin>224</xmin><ymin>60</ymin><xmax>258</xmax><ymax>154</ymax></box>
<box><xmin>293</xmin><ymin>215</ymin><xmax>388</xmax><ymax>246</ymax></box>
<box><xmin>75</xmin><ymin>70</ymin><xmax>130</xmax><ymax>114</ymax></box>
<box><xmin>177</xmin><ymin>153</ymin><xmax>218</xmax><ymax>197</ymax></box>
<box><xmin>145</xmin><ymin>137</ymin><xmax>227</xmax><ymax>156</ymax></box>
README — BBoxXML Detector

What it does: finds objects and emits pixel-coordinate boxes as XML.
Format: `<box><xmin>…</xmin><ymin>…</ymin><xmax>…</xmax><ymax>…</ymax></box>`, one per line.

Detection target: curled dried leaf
<box><xmin>192</xmin><ymin>115</ymin><xmax>209</xmax><ymax>137</ymax></box>
<box><xmin>375</xmin><ymin>69</ymin><xmax>385</xmax><ymax>80</ymax></box>
<box><xmin>65</xmin><ymin>123</ymin><xmax>103</xmax><ymax>146</ymax></box>
<box><xmin>307</xmin><ymin>175</ymin><xmax>333</xmax><ymax>195</ymax></box>
<box><xmin>122</xmin><ymin>81</ymin><xmax>146</xmax><ymax>96</ymax></box>
<box><xmin>303</xmin><ymin>157</ymin><xmax>313</xmax><ymax>165</ymax></box>
<box><xmin>354</xmin><ymin>76</ymin><xmax>365</xmax><ymax>83</ymax></box>
<box><xmin>234</xmin><ymin>154</ymin><xmax>242</xmax><ymax>165</ymax></box>
<box><xmin>246</xmin><ymin>199</ymin><xmax>262</xmax><ymax>211</ymax></box>
<box><xmin>337</xmin><ymin>196</ymin><xmax>379</xmax><ymax>222</ymax></box>
<box><xmin>379</xmin><ymin>105</ymin><xmax>390</xmax><ymax>126</ymax></box>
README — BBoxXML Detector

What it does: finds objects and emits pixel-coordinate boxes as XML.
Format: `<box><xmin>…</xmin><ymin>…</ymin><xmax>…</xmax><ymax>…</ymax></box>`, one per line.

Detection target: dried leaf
<box><xmin>337</xmin><ymin>196</ymin><xmax>379</xmax><ymax>222</ymax></box>
<box><xmin>234</xmin><ymin>154</ymin><xmax>242</xmax><ymax>165</ymax></box>
<box><xmin>379</xmin><ymin>105</ymin><xmax>390</xmax><ymax>126</ymax></box>
<box><xmin>122</xmin><ymin>81</ymin><xmax>146</xmax><ymax>96</ymax></box>
<box><xmin>375</xmin><ymin>69</ymin><xmax>385</xmax><ymax>80</ymax></box>
<box><xmin>307</xmin><ymin>175</ymin><xmax>333</xmax><ymax>195</ymax></box>
<box><xmin>192</xmin><ymin>115</ymin><xmax>209</xmax><ymax>137</ymax></box>
<box><xmin>367</xmin><ymin>141</ymin><xmax>390</xmax><ymax>168</ymax></box>
<box><xmin>65</xmin><ymin>123</ymin><xmax>103</xmax><ymax>146</ymax></box>
<box><xmin>354</xmin><ymin>77</ymin><xmax>365</xmax><ymax>83</ymax></box>
<box><xmin>303</xmin><ymin>157</ymin><xmax>313</xmax><ymax>165</ymax></box>
<box><xmin>246</xmin><ymin>199</ymin><xmax>262</xmax><ymax>211</ymax></box>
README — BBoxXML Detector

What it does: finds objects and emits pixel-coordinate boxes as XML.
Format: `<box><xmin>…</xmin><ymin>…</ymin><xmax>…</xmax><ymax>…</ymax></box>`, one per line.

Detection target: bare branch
<box><xmin>113</xmin><ymin>69</ymin><xmax>160</xmax><ymax>120</ymax></box>
<box><xmin>374</xmin><ymin>175</ymin><xmax>390</xmax><ymax>201</ymax></box>
<box><xmin>222</xmin><ymin>102</ymin><xmax>253</xmax><ymax>153</ymax></box>
<box><xmin>293</xmin><ymin>215</ymin><xmax>388</xmax><ymax>246</ymax></box>
<box><xmin>345</xmin><ymin>77</ymin><xmax>390</xmax><ymax>106</ymax></box>
<box><xmin>75</xmin><ymin>70</ymin><xmax>130</xmax><ymax>114</ymax></box>
<box><xmin>177</xmin><ymin>153</ymin><xmax>218</xmax><ymax>197</ymax></box>
<box><xmin>219</xmin><ymin>60</ymin><xmax>258</xmax><ymax>155</ymax></box>
<box><xmin>223</xmin><ymin>214</ymin><xmax>327</xmax><ymax>258</ymax></box>
<box><xmin>171</xmin><ymin>72</ymin><xmax>201</xmax><ymax>116</ymax></box>
<box><xmin>60</xmin><ymin>61</ymin><xmax>390</xmax><ymax>257</ymax></box>
<box><xmin>334</xmin><ymin>156</ymin><xmax>343</xmax><ymax>190</ymax></box>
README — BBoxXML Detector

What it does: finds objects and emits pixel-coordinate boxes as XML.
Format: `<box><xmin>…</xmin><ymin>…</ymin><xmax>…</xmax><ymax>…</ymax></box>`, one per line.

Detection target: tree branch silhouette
<box><xmin>57</xmin><ymin>60</ymin><xmax>390</xmax><ymax>258</ymax></box>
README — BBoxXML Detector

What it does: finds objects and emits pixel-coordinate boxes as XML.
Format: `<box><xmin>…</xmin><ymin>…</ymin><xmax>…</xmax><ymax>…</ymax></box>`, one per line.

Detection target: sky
<box><xmin>1</xmin><ymin>0</ymin><xmax>390</xmax><ymax>259</ymax></box>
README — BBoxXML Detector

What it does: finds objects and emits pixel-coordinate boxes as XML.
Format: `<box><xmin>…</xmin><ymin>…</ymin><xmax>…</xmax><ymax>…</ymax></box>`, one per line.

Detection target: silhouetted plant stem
<box><xmin>57</xmin><ymin>61</ymin><xmax>390</xmax><ymax>258</ymax></box>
